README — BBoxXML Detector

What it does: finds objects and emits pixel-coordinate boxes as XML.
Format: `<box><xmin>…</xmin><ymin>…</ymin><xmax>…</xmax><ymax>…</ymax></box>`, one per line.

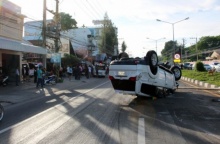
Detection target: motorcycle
<box><xmin>44</xmin><ymin>75</ymin><xmax>57</xmax><ymax>85</ymax></box>
<box><xmin>0</xmin><ymin>74</ymin><xmax>8</xmax><ymax>87</ymax></box>
<box><xmin>0</xmin><ymin>103</ymin><xmax>4</xmax><ymax>122</ymax></box>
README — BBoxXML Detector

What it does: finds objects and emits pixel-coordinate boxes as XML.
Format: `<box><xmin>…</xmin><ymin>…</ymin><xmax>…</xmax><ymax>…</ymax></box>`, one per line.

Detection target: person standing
<box><xmin>34</xmin><ymin>67</ymin><xmax>37</xmax><ymax>83</ymax></box>
<box><xmin>79</xmin><ymin>64</ymin><xmax>82</xmax><ymax>79</ymax></box>
<box><xmin>95</xmin><ymin>65</ymin><xmax>98</xmax><ymax>77</ymax></box>
<box><xmin>36</xmin><ymin>66</ymin><xmax>43</xmax><ymax>88</ymax></box>
<box><xmin>25</xmin><ymin>66</ymin><xmax>30</xmax><ymax>82</ymax></box>
<box><xmin>15</xmin><ymin>67</ymin><xmax>20</xmax><ymax>86</ymax></box>
<box><xmin>85</xmin><ymin>64</ymin><xmax>89</xmax><ymax>79</ymax></box>
<box><xmin>88</xmin><ymin>65</ymin><xmax>91</xmax><ymax>78</ymax></box>
<box><xmin>67</xmin><ymin>65</ymin><xmax>72</xmax><ymax>81</ymax></box>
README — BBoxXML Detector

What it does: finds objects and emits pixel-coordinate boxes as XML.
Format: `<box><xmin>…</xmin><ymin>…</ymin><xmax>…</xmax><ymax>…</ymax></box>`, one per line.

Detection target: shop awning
<box><xmin>0</xmin><ymin>37</ymin><xmax>47</xmax><ymax>54</ymax></box>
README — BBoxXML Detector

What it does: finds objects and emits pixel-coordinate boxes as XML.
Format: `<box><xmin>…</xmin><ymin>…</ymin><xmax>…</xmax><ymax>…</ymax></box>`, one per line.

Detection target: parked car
<box><xmin>192</xmin><ymin>63</ymin><xmax>212</xmax><ymax>71</ymax></box>
<box><xmin>210</xmin><ymin>62</ymin><xmax>220</xmax><ymax>69</ymax></box>
<box><xmin>204</xmin><ymin>64</ymin><xmax>212</xmax><ymax>71</ymax></box>
<box><xmin>192</xmin><ymin>63</ymin><xmax>196</xmax><ymax>70</ymax></box>
<box><xmin>214</xmin><ymin>64</ymin><xmax>220</xmax><ymax>72</ymax></box>
<box><xmin>183</xmin><ymin>62</ymin><xmax>192</xmax><ymax>70</ymax></box>
<box><xmin>108</xmin><ymin>50</ymin><xmax>182</xmax><ymax>98</ymax></box>
<box><xmin>93</xmin><ymin>63</ymin><xmax>107</xmax><ymax>77</ymax></box>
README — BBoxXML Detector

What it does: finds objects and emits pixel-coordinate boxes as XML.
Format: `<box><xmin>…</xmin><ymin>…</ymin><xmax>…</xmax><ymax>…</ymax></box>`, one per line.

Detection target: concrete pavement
<box><xmin>1</xmin><ymin>76</ymin><xmax>220</xmax><ymax>107</ymax></box>
<box><xmin>0</xmin><ymin>76</ymin><xmax>97</xmax><ymax>107</ymax></box>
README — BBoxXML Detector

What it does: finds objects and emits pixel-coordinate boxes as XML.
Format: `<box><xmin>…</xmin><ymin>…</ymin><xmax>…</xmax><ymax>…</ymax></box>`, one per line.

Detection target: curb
<box><xmin>181</xmin><ymin>76</ymin><xmax>220</xmax><ymax>89</ymax></box>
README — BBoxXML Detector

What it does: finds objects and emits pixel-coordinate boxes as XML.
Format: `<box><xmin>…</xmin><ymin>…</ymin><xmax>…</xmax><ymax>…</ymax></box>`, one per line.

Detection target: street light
<box><xmin>146</xmin><ymin>37</ymin><xmax>166</xmax><ymax>54</ymax></box>
<box><xmin>156</xmin><ymin>17</ymin><xmax>189</xmax><ymax>62</ymax></box>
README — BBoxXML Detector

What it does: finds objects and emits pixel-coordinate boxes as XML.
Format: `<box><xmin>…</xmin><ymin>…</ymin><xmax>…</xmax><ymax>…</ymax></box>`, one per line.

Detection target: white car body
<box><xmin>109</xmin><ymin>51</ymin><xmax>181</xmax><ymax>98</ymax></box>
<box><xmin>93</xmin><ymin>64</ymin><xmax>106</xmax><ymax>77</ymax></box>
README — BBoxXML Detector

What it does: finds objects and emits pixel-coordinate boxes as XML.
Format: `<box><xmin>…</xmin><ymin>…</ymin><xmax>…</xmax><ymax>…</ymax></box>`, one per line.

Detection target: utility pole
<box><xmin>54</xmin><ymin>0</ymin><xmax>59</xmax><ymax>53</ymax></box>
<box><xmin>46</xmin><ymin>0</ymin><xmax>60</xmax><ymax>53</ymax></box>
<box><xmin>181</xmin><ymin>38</ymin><xmax>185</xmax><ymax>62</ymax></box>
<box><xmin>42</xmin><ymin>0</ymin><xmax>47</xmax><ymax>68</ymax></box>
<box><xmin>42</xmin><ymin>0</ymin><xmax>46</xmax><ymax>48</ymax></box>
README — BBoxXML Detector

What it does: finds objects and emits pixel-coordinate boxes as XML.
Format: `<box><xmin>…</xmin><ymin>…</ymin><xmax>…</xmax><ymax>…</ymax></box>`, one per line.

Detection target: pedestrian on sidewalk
<box><xmin>15</xmin><ymin>66</ymin><xmax>20</xmax><ymax>86</ymax></box>
<box><xmin>67</xmin><ymin>65</ymin><xmax>72</xmax><ymax>81</ymax></box>
<box><xmin>85</xmin><ymin>64</ymin><xmax>89</xmax><ymax>79</ymax></box>
<box><xmin>36</xmin><ymin>66</ymin><xmax>43</xmax><ymax>88</ymax></box>
<box><xmin>88</xmin><ymin>65</ymin><xmax>92</xmax><ymax>78</ymax></box>
<box><xmin>25</xmin><ymin>65</ymin><xmax>30</xmax><ymax>82</ymax></box>
<box><xmin>34</xmin><ymin>67</ymin><xmax>37</xmax><ymax>83</ymax></box>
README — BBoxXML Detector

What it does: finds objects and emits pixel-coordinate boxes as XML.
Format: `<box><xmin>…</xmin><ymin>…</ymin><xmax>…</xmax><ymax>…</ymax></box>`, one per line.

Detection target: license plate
<box><xmin>118</xmin><ymin>71</ymin><xmax>125</xmax><ymax>76</ymax></box>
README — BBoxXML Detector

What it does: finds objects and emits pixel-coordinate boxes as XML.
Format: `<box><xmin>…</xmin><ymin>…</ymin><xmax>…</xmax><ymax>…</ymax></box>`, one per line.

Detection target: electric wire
<box><xmin>85</xmin><ymin>0</ymin><xmax>103</xmax><ymax>18</ymax></box>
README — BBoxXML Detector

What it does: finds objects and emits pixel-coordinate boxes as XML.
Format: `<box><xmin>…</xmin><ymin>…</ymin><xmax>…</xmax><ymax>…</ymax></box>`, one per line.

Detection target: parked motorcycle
<box><xmin>0</xmin><ymin>73</ymin><xmax>8</xmax><ymax>87</ymax></box>
<box><xmin>0</xmin><ymin>103</ymin><xmax>4</xmax><ymax>122</ymax></box>
<box><xmin>44</xmin><ymin>75</ymin><xmax>56</xmax><ymax>85</ymax></box>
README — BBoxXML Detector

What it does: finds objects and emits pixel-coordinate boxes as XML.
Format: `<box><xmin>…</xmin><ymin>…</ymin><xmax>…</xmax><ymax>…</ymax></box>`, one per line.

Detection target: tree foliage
<box><xmin>121</xmin><ymin>41</ymin><xmax>127</xmax><ymax>52</ymax></box>
<box><xmin>62</xmin><ymin>54</ymin><xmax>81</xmax><ymax>67</ymax></box>
<box><xmin>183</xmin><ymin>35</ymin><xmax>220</xmax><ymax>61</ymax></box>
<box><xmin>99</xmin><ymin>13</ymin><xmax>118</xmax><ymax>56</ymax></box>
<box><xmin>59</xmin><ymin>12</ymin><xmax>77</xmax><ymax>31</ymax></box>
<box><xmin>195</xmin><ymin>61</ymin><xmax>206</xmax><ymax>72</ymax></box>
<box><xmin>161</xmin><ymin>40</ymin><xmax>182</xmax><ymax>62</ymax></box>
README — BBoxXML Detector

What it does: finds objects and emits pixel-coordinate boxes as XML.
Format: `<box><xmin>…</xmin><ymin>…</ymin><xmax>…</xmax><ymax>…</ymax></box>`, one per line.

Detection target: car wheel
<box><xmin>170</xmin><ymin>66</ymin><xmax>182</xmax><ymax>81</ymax></box>
<box><xmin>146</xmin><ymin>50</ymin><xmax>158</xmax><ymax>75</ymax></box>
<box><xmin>146</xmin><ymin>50</ymin><xmax>158</xmax><ymax>68</ymax></box>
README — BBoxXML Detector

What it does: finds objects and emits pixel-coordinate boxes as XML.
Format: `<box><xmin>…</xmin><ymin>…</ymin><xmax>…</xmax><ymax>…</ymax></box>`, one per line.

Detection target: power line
<box><xmin>85</xmin><ymin>0</ymin><xmax>103</xmax><ymax>18</ymax></box>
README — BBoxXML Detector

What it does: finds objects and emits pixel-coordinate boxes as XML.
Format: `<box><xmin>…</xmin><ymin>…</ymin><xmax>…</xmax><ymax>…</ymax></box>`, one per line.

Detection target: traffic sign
<box><xmin>174</xmin><ymin>53</ymin><xmax>180</xmax><ymax>59</ymax></box>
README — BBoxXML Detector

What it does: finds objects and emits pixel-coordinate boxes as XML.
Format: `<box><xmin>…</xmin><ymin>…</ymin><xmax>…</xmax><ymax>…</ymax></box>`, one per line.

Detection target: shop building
<box><xmin>0</xmin><ymin>0</ymin><xmax>46</xmax><ymax>82</ymax></box>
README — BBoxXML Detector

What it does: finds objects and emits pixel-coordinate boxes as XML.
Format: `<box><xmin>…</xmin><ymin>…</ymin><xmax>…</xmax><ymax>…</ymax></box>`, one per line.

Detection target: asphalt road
<box><xmin>0</xmin><ymin>78</ymin><xmax>220</xmax><ymax>144</ymax></box>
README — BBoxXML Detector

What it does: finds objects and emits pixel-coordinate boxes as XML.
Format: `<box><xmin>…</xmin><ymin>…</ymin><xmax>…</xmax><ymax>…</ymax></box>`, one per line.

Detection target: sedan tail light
<box><xmin>129</xmin><ymin>77</ymin><xmax>136</xmax><ymax>81</ymax></box>
<box><xmin>108</xmin><ymin>75</ymin><xmax>114</xmax><ymax>80</ymax></box>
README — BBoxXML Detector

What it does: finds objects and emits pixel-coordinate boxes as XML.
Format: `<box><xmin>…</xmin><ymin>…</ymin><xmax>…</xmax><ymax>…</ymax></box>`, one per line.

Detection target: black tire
<box><xmin>170</xmin><ymin>66</ymin><xmax>182</xmax><ymax>81</ymax></box>
<box><xmin>0</xmin><ymin>104</ymin><xmax>4</xmax><ymax>122</ymax></box>
<box><xmin>146</xmin><ymin>50</ymin><xmax>158</xmax><ymax>75</ymax></box>
<box><xmin>146</xmin><ymin>50</ymin><xmax>158</xmax><ymax>68</ymax></box>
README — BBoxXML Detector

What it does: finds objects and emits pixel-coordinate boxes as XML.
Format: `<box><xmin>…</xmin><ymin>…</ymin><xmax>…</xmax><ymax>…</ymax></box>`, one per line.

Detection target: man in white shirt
<box><xmin>67</xmin><ymin>65</ymin><xmax>72</xmax><ymax>81</ymax></box>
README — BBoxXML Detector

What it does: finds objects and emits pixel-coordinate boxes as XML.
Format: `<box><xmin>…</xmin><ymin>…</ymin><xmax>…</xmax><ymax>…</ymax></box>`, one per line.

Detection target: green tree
<box><xmin>184</xmin><ymin>35</ymin><xmax>220</xmax><ymax>61</ymax></box>
<box><xmin>59</xmin><ymin>12</ymin><xmax>77</xmax><ymax>31</ymax></box>
<box><xmin>99</xmin><ymin>13</ymin><xmax>118</xmax><ymax>56</ymax></box>
<box><xmin>62</xmin><ymin>54</ymin><xmax>81</xmax><ymax>67</ymax></box>
<box><xmin>121</xmin><ymin>41</ymin><xmax>127</xmax><ymax>52</ymax></box>
<box><xmin>161</xmin><ymin>40</ymin><xmax>181</xmax><ymax>62</ymax></box>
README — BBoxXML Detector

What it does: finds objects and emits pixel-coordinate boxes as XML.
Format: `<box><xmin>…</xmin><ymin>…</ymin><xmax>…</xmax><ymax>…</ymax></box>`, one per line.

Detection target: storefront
<box><xmin>0</xmin><ymin>37</ymin><xmax>47</xmax><ymax>82</ymax></box>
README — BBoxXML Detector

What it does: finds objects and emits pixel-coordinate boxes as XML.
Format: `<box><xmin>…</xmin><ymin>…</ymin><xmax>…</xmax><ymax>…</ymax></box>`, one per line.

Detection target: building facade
<box><xmin>24</xmin><ymin>20</ymin><xmax>101</xmax><ymax>64</ymax></box>
<box><xmin>0</xmin><ymin>0</ymin><xmax>46</xmax><ymax>82</ymax></box>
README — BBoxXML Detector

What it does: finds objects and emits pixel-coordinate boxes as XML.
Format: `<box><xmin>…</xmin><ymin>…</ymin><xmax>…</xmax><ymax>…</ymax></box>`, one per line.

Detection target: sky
<box><xmin>9</xmin><ymin>0</ymin><xmax>220</xmax><ymax>57</ymax></box>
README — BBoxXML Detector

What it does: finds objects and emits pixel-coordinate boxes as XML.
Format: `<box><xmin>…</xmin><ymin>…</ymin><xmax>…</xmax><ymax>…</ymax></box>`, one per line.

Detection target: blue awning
<box><xmin>0</xmin><ymin>37</ymin><xmax>47</xmax><ymax>54</ymax></box>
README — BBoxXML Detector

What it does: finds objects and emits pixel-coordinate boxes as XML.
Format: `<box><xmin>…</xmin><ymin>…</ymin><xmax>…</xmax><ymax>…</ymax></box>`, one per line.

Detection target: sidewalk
<box><xmin>0</xmin><ymin>76</ymin><xmax>96</xmax><ymax>107</ymax></box>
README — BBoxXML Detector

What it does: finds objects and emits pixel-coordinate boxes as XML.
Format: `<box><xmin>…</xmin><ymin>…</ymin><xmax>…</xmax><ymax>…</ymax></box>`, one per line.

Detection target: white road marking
<box><xmin>138</xmin><ymin>118</ymin><xmax>145</xmax><ymax>144</ymax></box>
<box><xmin>0</xmin><ymin>81</ymin><xmax>109</xmax><ymax>134</ymax></box>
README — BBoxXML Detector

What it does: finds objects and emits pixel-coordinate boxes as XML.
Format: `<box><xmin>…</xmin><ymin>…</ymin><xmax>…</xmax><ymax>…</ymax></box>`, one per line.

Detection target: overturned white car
<box><xmin>108</xmin><ymin>50</ymin><xmax>182</xmax><ymax>98</ymax></box>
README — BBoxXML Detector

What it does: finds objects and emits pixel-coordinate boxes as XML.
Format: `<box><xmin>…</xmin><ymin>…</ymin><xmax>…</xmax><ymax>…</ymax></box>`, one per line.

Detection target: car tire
<box><xmin>146</xmin><ymin>50</ymin><xmax>158</xmax><ymax>68</ymax></box>
<box><xmin>145</xmin><ymin>50</ymin><xmax>158</xmax><ymax>75</ymax></box>
<box><xmin>170</xmin><ymin>66</ymin><xmax>182</xmax><ymax>81</ymax></box>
